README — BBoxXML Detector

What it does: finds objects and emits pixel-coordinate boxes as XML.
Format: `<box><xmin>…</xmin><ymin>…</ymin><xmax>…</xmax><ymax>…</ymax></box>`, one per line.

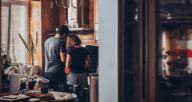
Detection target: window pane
<box><xmin>1</xmin><ymin>7</ymin><xmax>9</xmax><ymax>53</ymax></box>
<box><xmin>159</xmin><ymin>0</ymin><xmax>192</xmax><ymax>102</ymax></box>
<box><xmin>9</xmin><ymin>5</ymin><xmax>27</xmax><ymax>64</ymax></box>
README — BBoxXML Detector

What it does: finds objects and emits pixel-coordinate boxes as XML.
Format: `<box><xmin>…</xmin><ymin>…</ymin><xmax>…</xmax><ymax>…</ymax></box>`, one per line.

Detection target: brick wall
<box><xmin>41</xmin><ymin>0</ymin><xmax>60</xmax><ymax>76</ymax></box>
<box><xmin>40</xmin><ymin>0</ymin><xmax>97</xmax><ymax>76</ymax></box>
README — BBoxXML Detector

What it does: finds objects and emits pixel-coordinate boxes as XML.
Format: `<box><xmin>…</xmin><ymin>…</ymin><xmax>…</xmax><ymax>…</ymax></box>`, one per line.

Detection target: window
<box><xmin>1</xmin><ymin>0</ymin><xmax>29</xmax><ymax>65</ymax></box>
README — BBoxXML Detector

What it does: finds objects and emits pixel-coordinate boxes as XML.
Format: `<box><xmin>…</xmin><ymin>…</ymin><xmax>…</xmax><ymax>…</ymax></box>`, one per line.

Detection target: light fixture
<box><xmin>55</xmin><ymin>0</ymin><xmax>83</xmax><ymax>8</ymax></box>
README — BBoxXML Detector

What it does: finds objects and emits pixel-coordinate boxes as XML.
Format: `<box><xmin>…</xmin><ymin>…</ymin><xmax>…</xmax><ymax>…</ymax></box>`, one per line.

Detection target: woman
<box><xmin>65</xmin><ymin>35</ymin><xmax>90</xmax><ymax>101</ymax></box>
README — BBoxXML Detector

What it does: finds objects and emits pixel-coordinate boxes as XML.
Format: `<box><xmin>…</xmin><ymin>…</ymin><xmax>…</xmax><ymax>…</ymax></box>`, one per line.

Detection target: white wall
<box><xmin>99</xmin><ymin>0</ymin><xmax>118</xmax><ymax>102</ymax></box>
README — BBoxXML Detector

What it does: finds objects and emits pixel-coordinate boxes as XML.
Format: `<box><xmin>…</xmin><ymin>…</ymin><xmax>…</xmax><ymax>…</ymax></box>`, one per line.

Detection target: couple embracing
<box><xmin>44</xmin><ymin>25</ymin><xmax>90</xmax><ymax>100</ymax></box>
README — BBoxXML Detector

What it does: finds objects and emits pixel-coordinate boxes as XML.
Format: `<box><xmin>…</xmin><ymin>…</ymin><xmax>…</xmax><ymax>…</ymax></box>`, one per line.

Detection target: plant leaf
<box><xmin>30</xmin><ymin>48</ymin><xmax>34</xmax><ymax>65</ymax></box>
<box><xmin>18</xmin><ymin>33</ymin><xmax>30</xmax><ymax>52</ymax></box>
<box><xmin>7</xmin><ymin>56</ymin><xmax>11</xmax><ymax>62</ymax></box>
<box><xmin>29</xmin><ymin>35</ymin><xmax>34</xmax><ymax>65</ymax></box>
<box><xmin>36</xmin><ymin>31</ymin><xmax>38</xmax><ymax>47</ymax></box>
<box><xmin>30</xmin><ymin>35</ymin><xmax>34</xmax><ymax>52</ymax></box>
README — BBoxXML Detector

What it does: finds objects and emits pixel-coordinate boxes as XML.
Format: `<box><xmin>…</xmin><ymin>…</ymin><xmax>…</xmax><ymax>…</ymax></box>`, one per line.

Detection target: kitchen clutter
<box><xmin>3</xmin><ymin>65</ymin><xmax>42</xmax><ymax>93</ymax></box>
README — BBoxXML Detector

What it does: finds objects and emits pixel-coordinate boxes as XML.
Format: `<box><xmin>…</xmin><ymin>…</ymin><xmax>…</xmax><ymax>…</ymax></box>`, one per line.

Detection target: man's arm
<box><xmin>60</xmin><ymin>52</ymin><xmax>66</xmax><ymax>63</ymax></box>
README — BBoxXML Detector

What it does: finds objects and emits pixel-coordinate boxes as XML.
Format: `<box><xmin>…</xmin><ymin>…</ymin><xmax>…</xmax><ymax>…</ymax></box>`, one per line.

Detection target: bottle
<box><xmin>76</xmin><ymin>22</ymin><xmax>79</xmax><ymax>28</ymax></box>
<box><xmin>24</xmin><ymin>82</ymin><xmax>30</xmax><ymax>95</ymax></box>
<box><xmin>73</xmin><ymin>21</ymin><xmax>76</xmax><ymax>28</ymax></box>
<box><xmin>65</xmin><ymin>20</ymin><xmax>69</xmax><ymax>28</ymax></box>
<box><xmin>69</xmin><ymin>21</ymin><xmax>72</xmax><ymax>28</ymax></box>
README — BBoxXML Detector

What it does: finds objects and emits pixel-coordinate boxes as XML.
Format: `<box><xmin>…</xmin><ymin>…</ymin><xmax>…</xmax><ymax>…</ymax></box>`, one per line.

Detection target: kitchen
<box><xmin>2</xmin><ymin>0</ymin><xmax>192</xmax><ymax>102</ymax></box>
<box><xmin>0</xmin><ymin>0</ymin><xmax>99</xmax><ymax>102</ymax></box>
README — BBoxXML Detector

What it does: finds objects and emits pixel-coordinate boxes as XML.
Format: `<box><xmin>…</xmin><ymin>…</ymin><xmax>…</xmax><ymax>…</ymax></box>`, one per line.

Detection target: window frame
<box><xmin>119</xmin><ymin>0</ymin><xmax>158</xmax><ymax>102</ymax></box>
<box><xmin>1</xmin><ymin>0</ymin><xmax>30</xmax><ymax>64</ymax></box>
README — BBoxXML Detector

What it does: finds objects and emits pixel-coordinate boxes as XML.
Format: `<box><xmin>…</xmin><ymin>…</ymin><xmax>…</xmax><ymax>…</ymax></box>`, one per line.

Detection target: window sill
<box><xmin>45</xmin><ymin>28</ymin><xmax>94</xmax><ymax>35</ymax></box>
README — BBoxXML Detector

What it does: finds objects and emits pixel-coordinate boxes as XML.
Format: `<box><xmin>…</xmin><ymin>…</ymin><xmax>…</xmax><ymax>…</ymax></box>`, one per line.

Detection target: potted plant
<box><xmin>18</xmin><ymin>32</ymin><xmax>39</xmax><ymax>75</ymax></box>
<box><xmin>18</xmin><ymin>32</ymin><xmax>38</xmax><ymax>65</ymax></box>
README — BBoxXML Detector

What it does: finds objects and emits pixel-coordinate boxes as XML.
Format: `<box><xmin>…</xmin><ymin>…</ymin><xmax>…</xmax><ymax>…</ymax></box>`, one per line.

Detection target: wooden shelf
<box><xmin>45</xmin><ymin>28</ymin><xmax>94</xmax><ymax>35</ymax></box>
<box><xmin>126</xmin><ymin>22</ymin><xmax>137</xmax><ymax>25</ymax></box>
<box><xmin>69</xmin><ymin>28</ymin><xmax>94</xmax><ymax>31</ymax></box>
<box><xmin>125</xmin><ymin>71</ymin><xmax>137</xmax><ymax>74</ymax></box>
<box><xmin>160</xmin><ymin>20</ymin><xmax>192</xmax><ymax>24</ymax></box>
<box><xmin>167</xmin><ymin>74</ymin><xmax>192</xmax><ymax>78</ymax></box>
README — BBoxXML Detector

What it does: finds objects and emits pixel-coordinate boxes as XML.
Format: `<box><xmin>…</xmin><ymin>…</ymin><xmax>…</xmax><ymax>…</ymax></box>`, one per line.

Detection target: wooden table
<box><xmin>27</xmin><ymin>91</ymin><xmax>77</xmax><ymax>102</ymax></box>
<box><xmin>0</xmin><ymin>94</ymin><xmax>30</xmax><ymax>102</ymax></box>
<box><xmin>0</xmin><ymin>90</ymin><xmax>77</xmax><ymax>102</ymax></box>
<box><xmin>40</xmin><ymin>91</ymin><xmax>77</xmax><ymax>102</ymax></box>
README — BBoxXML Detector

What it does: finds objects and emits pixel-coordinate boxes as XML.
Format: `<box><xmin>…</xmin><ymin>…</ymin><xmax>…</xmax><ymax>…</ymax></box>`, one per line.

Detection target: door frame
<box><xmin>118</xmin><ymin>0</ymin><xmax>158</xmax><ymax>102</ymax></box>
<box><xmin>0</xmin><ymin>0</ymin><xmax>2</xmax><ymax>92</ymax></box>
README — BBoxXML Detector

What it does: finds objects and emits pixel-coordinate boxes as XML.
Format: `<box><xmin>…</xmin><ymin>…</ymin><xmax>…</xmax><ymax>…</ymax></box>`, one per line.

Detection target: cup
<box><xmin>9</xmin><ymin>74</ymin><xmax>21</xmax><ymax>94</ymax></box>
<box><xmin>41</xmin><ymin>87</ymin><xmax>48</xmax><ymax>94</ymax></box>
<box><xmin>59</xmin><ymin>83</ymin><xmax>66</xmax><ymax>92</ymax></box>
<box><xmin>28</xmin><ymin>81</ymin><xmax>36</xmax><ymax>90</ymax></box>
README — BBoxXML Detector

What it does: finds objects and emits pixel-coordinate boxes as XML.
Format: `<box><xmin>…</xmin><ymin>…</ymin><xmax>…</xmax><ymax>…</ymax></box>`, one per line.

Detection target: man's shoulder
<box><xmin>45</xmin><ymin>37</ymin><xmax>53</xmax><ymax>43</ymax></box>
<box><xmin>45</xmin><ymin>37</ymin><xmax>65</xmax><ymax>44</ymax></box>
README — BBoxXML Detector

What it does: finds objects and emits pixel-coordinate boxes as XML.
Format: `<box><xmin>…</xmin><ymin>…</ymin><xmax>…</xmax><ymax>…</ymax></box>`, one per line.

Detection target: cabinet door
<box><xmin>121</xmin><ymin>0</ymin><xmax>140</xmax><ymax>102</ymax></box>
<box><xmin>120</xmin><ymin>0</ymin><xmax>157</xmax><ymax>102</ymax></box>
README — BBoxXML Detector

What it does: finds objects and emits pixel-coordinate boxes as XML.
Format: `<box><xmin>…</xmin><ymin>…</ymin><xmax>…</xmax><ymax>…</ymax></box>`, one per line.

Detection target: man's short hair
<box><xmin>57</xmin><ymin>25</ymin><xmax>69</xmax><ymax>36</ymax></box>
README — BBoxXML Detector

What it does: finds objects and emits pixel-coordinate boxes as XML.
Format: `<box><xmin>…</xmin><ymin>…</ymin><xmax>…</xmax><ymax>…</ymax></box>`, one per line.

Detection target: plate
<box><xmin>30</xmin><ymin>90</ymin><xmax>41</xmax><ymax>93</ymax></box>
<box><xmin>72</xmin><ymin>93</ymin><xmax>77</xmax><ymax>98</ymax></box>
<box><xmin>0</xmin><ymin>95</ymin><xmax>30</xmax><ymax>101</ymax></box>
<box><xmin>3</xmin><ymin>96</ymin><xmax>17</xmax><ymax>99</ymax></box>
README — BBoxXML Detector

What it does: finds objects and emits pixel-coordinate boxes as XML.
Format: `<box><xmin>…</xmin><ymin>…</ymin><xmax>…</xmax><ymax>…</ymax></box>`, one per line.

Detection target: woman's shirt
<box><xmin>67</xmin><ymin>47</ymin><xmax>89</xmax><ymax>73</ymax></box>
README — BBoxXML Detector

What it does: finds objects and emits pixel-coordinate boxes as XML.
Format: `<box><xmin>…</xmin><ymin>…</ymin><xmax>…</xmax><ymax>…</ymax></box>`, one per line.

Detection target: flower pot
<box><xmin>9</xmin><ymin>74</ymin><xmax>21</xmax><ymax>94</ymax></box>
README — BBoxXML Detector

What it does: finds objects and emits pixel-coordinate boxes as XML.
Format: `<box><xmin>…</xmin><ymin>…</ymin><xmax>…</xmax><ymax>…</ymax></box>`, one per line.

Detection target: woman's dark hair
<box><xmin>58</xmin><ymin>25</ymin><xmax>69</xmax><ymax>35</ymax></box>
<box><xmin>66</xmin><ymin>35</ymin><xmax>82</xmax><ymax>50</ymax></box>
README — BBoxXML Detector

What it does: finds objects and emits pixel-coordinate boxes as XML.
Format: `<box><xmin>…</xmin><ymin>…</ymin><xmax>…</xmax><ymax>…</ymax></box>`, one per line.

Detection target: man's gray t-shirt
<box><xmin>44</xmin><ymin>37</ymin><xmax>66</xmax><ymax>73</ymax></box>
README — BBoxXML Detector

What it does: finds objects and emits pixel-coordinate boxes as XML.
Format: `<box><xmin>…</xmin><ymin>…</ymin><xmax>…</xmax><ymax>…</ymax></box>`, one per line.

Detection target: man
<box><xmin>44</xmin><ymin>25</ymin><xmax>69</xmax><ymax>91</ymax></box>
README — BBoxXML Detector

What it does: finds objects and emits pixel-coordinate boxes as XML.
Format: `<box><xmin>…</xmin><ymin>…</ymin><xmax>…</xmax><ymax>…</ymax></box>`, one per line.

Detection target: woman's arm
<box><xmin>66</xmin><ymin>54</ymin><xmax>72</xmax><ymax>69</ymax></box>
<box><xmin>86</xmin><ymin>55</ymin><xmax>90</xmax><ymax>68</ymax></box>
